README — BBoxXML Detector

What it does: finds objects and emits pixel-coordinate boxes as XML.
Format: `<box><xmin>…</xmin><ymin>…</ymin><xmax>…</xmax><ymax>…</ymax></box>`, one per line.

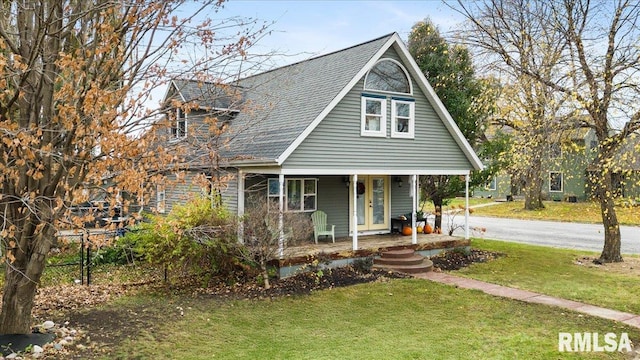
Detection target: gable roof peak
<box><xmin>238</xmin><ymin>32</ymin><xmax>398</xmax><ymax>83</ymax></box>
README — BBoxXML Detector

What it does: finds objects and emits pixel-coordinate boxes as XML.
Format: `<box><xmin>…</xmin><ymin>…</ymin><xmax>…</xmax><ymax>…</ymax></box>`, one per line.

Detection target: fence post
<box><xmin>86</xmin><ymin>245</ymin><xmax>91</xmax><ymax>286</ymax></box>
<box><xmin>80</xmin><ymin>233</ymin><xmax>85</xmax><ymax>285</ymax></box>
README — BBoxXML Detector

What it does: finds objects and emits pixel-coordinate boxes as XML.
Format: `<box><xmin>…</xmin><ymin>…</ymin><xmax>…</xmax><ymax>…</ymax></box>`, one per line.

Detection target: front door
<box><xmin>353</xmin><ymin>175</ymin><xmax>389</xmax><ymax>232</ymax></box>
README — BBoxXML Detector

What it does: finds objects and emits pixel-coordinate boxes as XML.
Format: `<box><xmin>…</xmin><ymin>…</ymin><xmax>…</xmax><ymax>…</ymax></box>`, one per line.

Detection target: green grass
<box><xmin>423</xmin><ymin>197</ymin><xmax>494</xmax><ymax>210</ymax></box>
<box><xmin>110</xmin><ymin>280</ymin><xmax>638</xmax><ymax>359</ymax></box>
<box><xmin>469</xmin><ymin>200</ymin><xmax>640</xmax><ymax>225</ymax></box>
<box><xmin>460</xmin><ymin>239</ymin><xmax>640</xmax><ymax>314</ymax></box>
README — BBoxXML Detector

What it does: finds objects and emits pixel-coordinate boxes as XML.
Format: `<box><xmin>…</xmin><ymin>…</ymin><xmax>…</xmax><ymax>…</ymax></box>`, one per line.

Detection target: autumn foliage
<box><xmin>0</xmin><ymin>0</ymin><xmax>266</xmax><ymax>334</ymax></box>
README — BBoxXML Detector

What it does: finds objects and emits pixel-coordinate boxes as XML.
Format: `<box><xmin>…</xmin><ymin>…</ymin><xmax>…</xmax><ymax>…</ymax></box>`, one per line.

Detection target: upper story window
<box><xmin>361</xmin><ymin>59</ymin><xmax>415</xmax><ymax>139</ymax></box>
<box><xmin>171</xmin><ymin>108</ymin><xmax>187</xmax><ymax>139</ymax></box>
<box><xmin>156</xmin><ymin>183</ymin><xmax>166</xmax><ymax>214</ymax></box>
<box><xmin>549</xmin><ymin>172</ymin><xmax>563</xmax><ymax>192</ymax></box>
<box><xmin>364</xmin><ymin>59</ymin><xmax>412</xmax><ymax>94</ymax></box>
<box><xmin>391</xmin><ymin>98</ymin><xmax>415</xmax><ymax>138</ymax></box>
<box><xmin>485</xmin><ymin>177</ymin><xmax>497</xmax><ymax>191</ymax></box>
<box><xmin>361</xmin><ymin>95</ymin><xmax>387</xmax><ymax>137</ymax></box>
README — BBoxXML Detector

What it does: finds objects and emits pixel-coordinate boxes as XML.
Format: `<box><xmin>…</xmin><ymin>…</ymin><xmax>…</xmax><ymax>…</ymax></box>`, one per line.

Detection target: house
<box><xmin>151</xmin><ymin>33</ymin><xmax>483</xmax><ymax>253</ymax></box>
<box><xmin>475</xmin><ymin>128</ymin><xmax>640</xmax><ymax>202</ymax></box>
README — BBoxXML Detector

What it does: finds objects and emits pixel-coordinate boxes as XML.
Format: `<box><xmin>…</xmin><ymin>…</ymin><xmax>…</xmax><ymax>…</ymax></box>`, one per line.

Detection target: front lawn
<box><xmin>102</xmin><ymin>280</ymin><xmax>638</xmax><ymax>359</ymax></box>
<box><xmin>469</xmin><ymin>200</ymin><xmax>640</xmax><ymax>225</ymax></box>
<box><xmin>459</xmin><ymin>239</ymin><xmax>640</xmax><ymax>314</ymax></box>
<box><xmin>5</xmin><ymin>236</ymin><xmax>639</xmax><ymax>358</ymax></box>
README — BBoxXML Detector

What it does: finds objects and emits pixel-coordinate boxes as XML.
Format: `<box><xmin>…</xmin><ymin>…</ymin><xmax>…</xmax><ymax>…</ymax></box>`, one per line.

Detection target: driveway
<box><xmin>447</xmin><ymin>214</ymin><xmax>640</xmax><ymax>255</ymax></box>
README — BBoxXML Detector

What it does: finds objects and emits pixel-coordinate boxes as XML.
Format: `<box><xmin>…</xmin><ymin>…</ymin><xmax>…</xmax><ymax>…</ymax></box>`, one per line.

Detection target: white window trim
<box><xmin>390</xmin><ymin>99</ymin><xmax>415</xmax><ymax>139</ymax></box>
<box><xmin>549</xmin><ymin>172</ymin><xmax>563</xmax><ymax>192</ymax></box>
<box><xmin>171</xmin><ymin>108</ymin><xmax>187</xmax><ymax>139</ymax></box>
<box><xmin>485</xmin><ymin>177</ymin><xmax>497</xmax><ymax>191</ymax></box>
<box><xmin>267</xmin><ymin>178</ymin><xmax>318</xmax><ymax>213</ymax></box>
<box><xmin>361</xmin><ymin>96</ymin><xmax>387</xmax><ymax>137</ymax></box>
<box><xmin>156</xmin><ymin>184</ymin><xmax>166</xmax><ymax>214</ymax></box>
<box><xmin>363</xmin><ymin>58</ymin><xmax>413</xmax><ymax>95</ymax></box>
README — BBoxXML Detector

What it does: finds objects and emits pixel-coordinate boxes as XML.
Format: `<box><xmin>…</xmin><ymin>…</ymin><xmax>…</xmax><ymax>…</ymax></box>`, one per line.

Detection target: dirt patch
<box><xmin>574</xmin><ymin>255</ymin><xmax>640</xmax><ymax>276</ymax></box>
<box><xmin>430</xmin><ymin>249</ymin><xmax>504</xmax><ymax>271</ymax></box>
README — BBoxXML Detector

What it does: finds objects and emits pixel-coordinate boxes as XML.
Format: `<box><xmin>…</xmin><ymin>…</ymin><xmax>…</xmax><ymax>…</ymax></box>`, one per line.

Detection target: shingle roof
<box><xmin>166</xmin><ymin>32</ymin><xmax>483</xmax><ymax>171</ymax></box>
<box><xmin>170</xmin><ymin>79</ymin><xmax>239</xmax><ymax>110</ymax></box>
<box><xmin>170</xmin><ymin>33</ymin><xmax>395</xmax><ymax>162</ymax></box>
<box><xmin>227</xmin><ymin>33</ymin><xmax>395</xmax><ymax>161</ymax></box>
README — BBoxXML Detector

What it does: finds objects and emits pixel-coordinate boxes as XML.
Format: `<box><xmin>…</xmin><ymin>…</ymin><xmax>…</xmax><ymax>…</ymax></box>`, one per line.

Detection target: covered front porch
<box><xmin>237</xmin><ymin>171</ymin><xmax>473</xmax><ymax>258</ymax></box>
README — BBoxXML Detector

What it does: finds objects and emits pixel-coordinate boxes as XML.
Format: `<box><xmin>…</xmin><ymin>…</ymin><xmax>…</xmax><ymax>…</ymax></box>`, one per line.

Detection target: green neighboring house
<box><xmin>475</xmin><ymin>128</ymin><xmax>640</xmax><ymax>202</ymax></box>
<box><xmin>148</xmin><ymin>33</ymin><xmax>483</xmax><ymax>250</ymax></box>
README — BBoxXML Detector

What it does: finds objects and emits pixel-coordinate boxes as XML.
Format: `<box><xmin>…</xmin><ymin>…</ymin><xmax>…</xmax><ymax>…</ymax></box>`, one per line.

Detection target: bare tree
<box><xmin>240</xmin><ymin>195</ymin><xmax>313</xmax><ymax>289</ymax></box>
<box><xmin>455</xmin><ymin>0</ymin><xmax>640</xmax><ymax>262</ymax></box>
<box><xmin>0</xmin><ymin>0</ymin><xmax>269</xmax><ymax>334</ymax></box>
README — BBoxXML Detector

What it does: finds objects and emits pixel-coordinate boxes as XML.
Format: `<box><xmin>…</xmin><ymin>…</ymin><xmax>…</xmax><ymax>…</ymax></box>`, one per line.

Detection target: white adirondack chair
<box><xmin>311</xmin><ymin>210</ymin><xmax>335</xmax><ymax>244</ymax></box>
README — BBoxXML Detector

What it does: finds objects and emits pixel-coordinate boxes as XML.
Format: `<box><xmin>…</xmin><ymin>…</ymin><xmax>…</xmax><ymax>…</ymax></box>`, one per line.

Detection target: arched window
<box><xmin>364</xmin><ymin>59</ymin><xmax>411</xmax><ymax>94</ymax></box>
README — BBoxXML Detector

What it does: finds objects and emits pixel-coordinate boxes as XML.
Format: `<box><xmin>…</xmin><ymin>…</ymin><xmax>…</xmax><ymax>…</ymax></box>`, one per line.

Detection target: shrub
<box><xmin>123</xmin><ymin>196</ymin><xmax>246</xmax><ymax>282</ymax></box>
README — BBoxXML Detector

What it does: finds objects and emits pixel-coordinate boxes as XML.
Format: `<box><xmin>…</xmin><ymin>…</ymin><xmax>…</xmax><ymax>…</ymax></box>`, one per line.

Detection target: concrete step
<box><xmin>374</xmin><ymin>249</ymin><xmax>433</xmax><ymax>274</ymax></box>
<box><xmin>374</xmin><ymin>254</ymin><xmax>425</xmax><ymax>266</ymax></box>
<box><xmin>380</xmin><ymin>249</ymin><xmax>415</xmax><ymax>259</ymax></box>
<box><xmin>373</xmin><ymin>259</ymin><xmax>433</xmax><ymax>274</ymax></box>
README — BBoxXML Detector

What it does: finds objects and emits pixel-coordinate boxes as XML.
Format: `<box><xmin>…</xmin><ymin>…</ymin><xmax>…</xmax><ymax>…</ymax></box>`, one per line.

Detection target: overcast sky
<box><xmin>219</xmin><ymin>0</ymin><xmax>464</xmax><ymax>66</ymax></box>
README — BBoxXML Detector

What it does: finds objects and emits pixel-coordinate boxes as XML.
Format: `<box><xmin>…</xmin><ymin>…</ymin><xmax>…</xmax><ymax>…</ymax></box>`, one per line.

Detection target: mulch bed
<box><xmin>430</xmin><ymin>249</ymin><xmax>505</xmax><ymax>271</ymax></box>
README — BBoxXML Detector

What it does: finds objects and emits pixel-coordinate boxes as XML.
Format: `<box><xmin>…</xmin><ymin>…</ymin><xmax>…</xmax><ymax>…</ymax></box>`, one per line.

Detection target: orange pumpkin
<box><xmin>401</xmin><ymin>226</ymin><xmax>412</xmax><ymax>236</ymax></box>
<box><xmin>424</xmin><ymin>224</ymin><xmax>433</xmax><ymax>234</ymax></box>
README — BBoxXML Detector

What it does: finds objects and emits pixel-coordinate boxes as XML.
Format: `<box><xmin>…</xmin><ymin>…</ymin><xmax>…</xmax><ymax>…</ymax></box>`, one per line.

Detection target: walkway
<box><xmin>415</xmin><ymin>271</ymin><xmax>640</xmax><ymax>329</ymax></box>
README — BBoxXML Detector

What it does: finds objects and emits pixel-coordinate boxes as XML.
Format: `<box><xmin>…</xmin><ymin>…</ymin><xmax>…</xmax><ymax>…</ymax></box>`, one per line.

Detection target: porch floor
<box><xmin>285</xmin><ymin>233</ymin><xmax>468</xmax><ymax>258</ymax></box>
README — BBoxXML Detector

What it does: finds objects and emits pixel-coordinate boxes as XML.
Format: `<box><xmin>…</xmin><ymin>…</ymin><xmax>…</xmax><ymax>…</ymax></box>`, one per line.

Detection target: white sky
<box><xmin>217</xmin><ymin>0</ymin><xmax>464</xmax><ymax>66</ymax></box>
<box><xmin>142</xmin><ymin>0</ymin><xmax>464</xmax><ymax>110</ymax></box>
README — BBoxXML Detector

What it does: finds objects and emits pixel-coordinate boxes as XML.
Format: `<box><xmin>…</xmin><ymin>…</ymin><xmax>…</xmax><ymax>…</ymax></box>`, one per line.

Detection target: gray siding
<box><xmin>390</xmin><ymin>175</ymin><xmax>413</xmax><ymax>218</ymax></box>
<box><xmin>283</xmin><ymin>48</ymin><xmax>473</xmax><ymax>171</ymax></box>
<box><xmin>150</xmin><ymin>170</ymin><xmax>238</xmax><ymax>214</ymax></box>
<box><xmin>316</xmin><ymin>176</ymin><xmax>350</xmax><ymax>237</ymax></box>
<box><xmin>220</xmin><ymin>169</ymin><xmax>238</xmax><ymax>214</ymax></box>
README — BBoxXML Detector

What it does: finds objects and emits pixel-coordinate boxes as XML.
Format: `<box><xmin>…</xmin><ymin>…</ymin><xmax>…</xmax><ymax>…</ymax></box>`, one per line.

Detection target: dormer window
<box><xmin>171</xmin><ymin>108</ymin><xmax>187</xmax><ymax>138</ymax></box>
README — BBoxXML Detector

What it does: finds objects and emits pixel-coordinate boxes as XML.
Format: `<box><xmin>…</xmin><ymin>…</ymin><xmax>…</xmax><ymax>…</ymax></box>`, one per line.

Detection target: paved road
<box><xmin>446</xmin><ymin>214</ymin><xmax>640</xmax><ymax>254</ymax></box>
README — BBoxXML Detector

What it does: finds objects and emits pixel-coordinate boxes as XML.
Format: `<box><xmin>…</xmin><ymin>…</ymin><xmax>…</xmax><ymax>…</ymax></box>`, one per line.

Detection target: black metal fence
<box><xmin>43</xmin><ymin>230</ymin><xmax>120</xmax><ymax>286</ymax></box>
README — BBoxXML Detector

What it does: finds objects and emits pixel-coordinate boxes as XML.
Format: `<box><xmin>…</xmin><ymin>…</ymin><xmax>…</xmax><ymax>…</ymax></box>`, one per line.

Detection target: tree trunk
<box><xmin>432</xmin><ymin>198</ymin><xmax>443</xmax><ymax>232</ymax></box>
<box><xmin>523</xmin><ymin>157</ymin><xmax>545</xmax><ymax>210</ymax></box>
<box><xmin>0</xmin><ymin>268</ymin><xmax>39</xmax><ymax>334</ymax></box>
<box><xmin>597</xmin><ymin>172</ymin><xmax>623</xmax><ymax>263</ymax></box>
<box><xmin>261</xmin><ymin>265</ymin><xmax>271</xmax><ymax>289</ymax></box>
<box><xmin>0</xmin><ymin>230</ymin><xmax>53</xmax><ymax>334</ymax></box>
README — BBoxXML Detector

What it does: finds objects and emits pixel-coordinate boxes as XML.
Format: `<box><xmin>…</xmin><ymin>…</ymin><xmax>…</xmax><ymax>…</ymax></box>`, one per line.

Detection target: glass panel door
<box><xmin>371</xmin><ymin>177</ymin><xmax>387</xmax><ymax>227</ymax></box>
<box><xmin>354</xmin><ymin>176</ymin><xmax>389</xmax><ymax>232</ymax></box>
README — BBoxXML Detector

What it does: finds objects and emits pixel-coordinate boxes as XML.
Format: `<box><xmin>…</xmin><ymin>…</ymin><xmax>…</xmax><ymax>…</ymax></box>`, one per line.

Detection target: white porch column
<box><xmin>465</xmin><ymin>173</ymin><xmax>470</xmax><ymax>240</ymax></box>
<box><xmin>278</xmin><ymin>174</ymin><xmax>285</xmax><ymax>258</ymax></box>
<box><xmin>411</xmin><ymin>174</ymin><xmax>418</xmax><ymax>245</ymax></box>
<box><xmin>352</xmin><ymin>174</ymin><xmax>358</xmax><ymax>251</ymax></box>
<box><xmin>237</xmin><ymin>169</ymin><xmax>245</xmax><ymax>244</ymax></box>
